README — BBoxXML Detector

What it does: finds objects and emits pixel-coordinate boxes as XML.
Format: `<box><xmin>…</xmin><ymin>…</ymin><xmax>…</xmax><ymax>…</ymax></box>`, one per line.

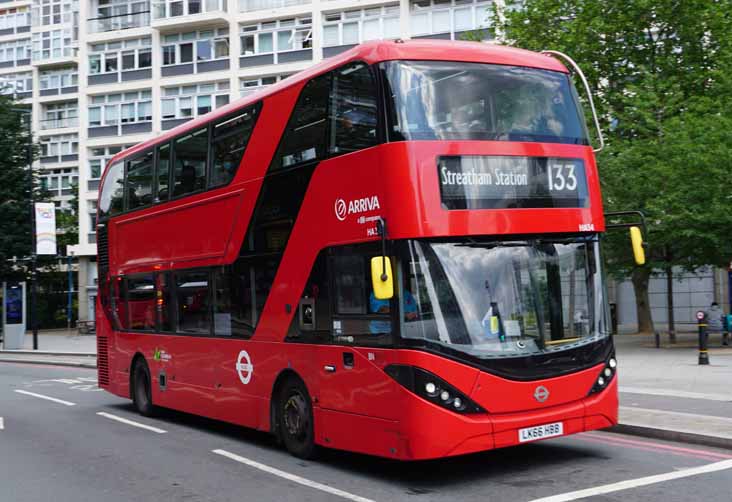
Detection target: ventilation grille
<box><xmin>97</xmin><ymin>224</ymin><xmax>109</xmax><ymax>279</ymax></box>
<box><xmin>97</xmin><ymin>336</ymin><xmax>110</xmax><ymax>386</ymax></box>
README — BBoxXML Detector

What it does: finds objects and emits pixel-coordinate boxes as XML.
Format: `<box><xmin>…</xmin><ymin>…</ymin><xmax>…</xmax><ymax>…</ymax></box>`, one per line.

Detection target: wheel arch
<box><xmin>269</xmin><ymin>368</ymin><xmax>310</xmax><ymax>439</ymax></box>
<box><xmin>129</xmin><ymin>352</ymin><xmax>147</xmax><ymax>400</ymax></box>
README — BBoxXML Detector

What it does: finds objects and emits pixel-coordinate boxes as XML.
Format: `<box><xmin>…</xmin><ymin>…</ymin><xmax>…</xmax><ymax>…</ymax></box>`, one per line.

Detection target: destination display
<box><xmin>438</xmin><ymin>156</ymin><xmax>589</xmax><ymax>210</ymax></box>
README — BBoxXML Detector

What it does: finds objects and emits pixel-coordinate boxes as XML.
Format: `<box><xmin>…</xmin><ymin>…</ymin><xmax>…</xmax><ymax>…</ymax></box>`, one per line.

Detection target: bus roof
<box><xmin>108</xmin><ymin>40</ymin><xmax>569</xmax><ymax>166</ymax></box>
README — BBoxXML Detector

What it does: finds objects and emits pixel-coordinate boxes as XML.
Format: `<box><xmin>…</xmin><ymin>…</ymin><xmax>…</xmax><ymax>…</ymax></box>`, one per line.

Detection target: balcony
<box><xmin>40</xmin><ymin>115</ymin><xmax>79</xmax><ymax>130</ymax></box>
<box><xmin>88</xmin><ymin>11</ymin><xmax>151</xmax><ymax>34</ymax></box>
<box><xmin>152</xmin><ymin>0</ymin><xmax>227</xmax><ymax>30</ymax></box>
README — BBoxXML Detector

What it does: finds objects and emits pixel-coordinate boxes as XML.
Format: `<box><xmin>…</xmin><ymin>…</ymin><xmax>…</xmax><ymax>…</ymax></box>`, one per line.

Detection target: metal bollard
<box><xmin>697</xmin><ymin>310</ymin><xmax>710</xmax><ymax>365</ymax></box>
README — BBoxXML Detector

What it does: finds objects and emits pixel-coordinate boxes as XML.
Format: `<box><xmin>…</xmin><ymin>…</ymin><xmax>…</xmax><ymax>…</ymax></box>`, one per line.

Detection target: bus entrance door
<box><xmin>316</xmin><ymin>343</ymin><xmax>402</xmax><ymax>456</ymax></box>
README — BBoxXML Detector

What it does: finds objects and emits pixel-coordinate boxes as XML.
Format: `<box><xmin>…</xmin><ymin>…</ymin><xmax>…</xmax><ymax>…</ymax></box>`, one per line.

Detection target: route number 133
<box><xmin>547</xmin><ymin>163</ymin><xmax>577</xmax><ymax>191</ymax></box>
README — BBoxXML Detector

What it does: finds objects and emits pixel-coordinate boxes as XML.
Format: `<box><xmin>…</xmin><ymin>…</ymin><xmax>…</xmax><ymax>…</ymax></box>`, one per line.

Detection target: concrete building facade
<box><xmin>0</xmin><ymin>0</ymin><xmax>495</xmax><ymax>322</ymax></box>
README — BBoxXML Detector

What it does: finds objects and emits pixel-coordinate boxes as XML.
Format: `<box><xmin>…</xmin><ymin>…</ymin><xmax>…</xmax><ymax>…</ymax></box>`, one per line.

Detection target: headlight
<box><xmin>384</xmin><ymin>365</ymin><xmax>485</xmax><ymax>414</ymax></box>
<box><xmin>588</xmin><ymin>353</ymin><xmax>617</xmax><ymax>395</ymax></box>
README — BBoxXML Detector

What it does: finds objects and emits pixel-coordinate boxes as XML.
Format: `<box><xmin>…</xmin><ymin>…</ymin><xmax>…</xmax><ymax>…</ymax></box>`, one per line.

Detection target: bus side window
<box><xmin>330</xmin><ymin>62</ymin><xmax>378</xmax><ymax>154</ymax></box>
<box><xmin>126</xmin><ymin>150</ymin><xmax>154</xmax><ymax>211</ymax></box>
<box><xmin>210</xmin><ymin>105</ymin><xmax>259</xmax><ymax>188</ymax></box>
<box><xmin>126</xmin><ymin>273</ymin><xmax>155</xmax><ymax>331</ymax></box>
<box><xmin>156</xmin><ymin>272</ymin><xmax>173</xmax><ymax>332</ymax></box>
<box><xmin>175</xmin><ymin>269</ymin><xmax>211</xmax><ymax>335</ymax></box>
<box><xmin>156</xmin><ymin>143</ymin><xmax>170</xmax><ymax>202</ymax></box>
<box><xmin>99</xmin><ymin>161</ymin><xmax>124</xmax><ymax>219</ymax></box>
<box><xmin>272</xmin><ymin>73</ymin><xmax>330</xmax><ymax>171</ymax></box>
<box><xmin>172</xmin><ymin>128</ymin><xmax>207</xmax><ymax>198</ymax></box>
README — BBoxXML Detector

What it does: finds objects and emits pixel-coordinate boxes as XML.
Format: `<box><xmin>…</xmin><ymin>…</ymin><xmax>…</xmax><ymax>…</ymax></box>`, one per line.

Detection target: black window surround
<box><xmin>99</xmin><ymin>101</ymin><xmax>262</xmax><ymax>221</ymax></box>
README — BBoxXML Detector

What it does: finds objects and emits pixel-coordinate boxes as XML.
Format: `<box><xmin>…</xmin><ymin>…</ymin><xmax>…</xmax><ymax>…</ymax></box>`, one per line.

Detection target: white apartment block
<box><xmin>0</xmin><ymin>0</ymin><xmax>496</xmax><ymax>322</ymax></box>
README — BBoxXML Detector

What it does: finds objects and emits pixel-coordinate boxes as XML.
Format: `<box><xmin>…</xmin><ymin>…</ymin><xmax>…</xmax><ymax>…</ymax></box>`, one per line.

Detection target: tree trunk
<box><xmin>631</xmin><ymin>267</ymin><xmax>655</xmax><ymax>334</ymax></box>
<box><xmin>666</xmin><ymin>262</ymin><xmax>676</xmax><ymax>344</ymax></box>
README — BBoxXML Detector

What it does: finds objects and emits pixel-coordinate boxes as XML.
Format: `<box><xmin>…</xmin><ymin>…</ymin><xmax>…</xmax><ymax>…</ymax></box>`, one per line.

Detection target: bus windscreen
<box><xmin>382</xmin><ymin>60</ymin><xmax>590</xmax><ymax>145</ymax></box>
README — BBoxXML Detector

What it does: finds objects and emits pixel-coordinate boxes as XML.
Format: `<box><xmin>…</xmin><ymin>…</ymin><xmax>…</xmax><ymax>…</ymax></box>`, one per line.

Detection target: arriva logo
<box><xmin>334</xmin><ymin>196</ymin><xmax>380</xmax><ymax>221</ymax></box>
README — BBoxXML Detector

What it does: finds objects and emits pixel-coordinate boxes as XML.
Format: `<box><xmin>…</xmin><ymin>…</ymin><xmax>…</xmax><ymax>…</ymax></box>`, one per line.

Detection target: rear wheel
<box><xmin>132</xmin><ymin>359</ymin><xmax>156</xmax><ymax>417</ymax></box>
<box><xmin>278</xmin><ymin>377</ymin><xmax>317</xmax><ymax>459</ymax></box>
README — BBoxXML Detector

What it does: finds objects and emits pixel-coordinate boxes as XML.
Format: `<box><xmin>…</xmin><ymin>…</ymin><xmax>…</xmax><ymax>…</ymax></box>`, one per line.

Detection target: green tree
<box><xmin>0</xmin><ymin>95</ymin><xmax>39</xmax><ymax>282</ymax></box>
<box><xmin>493</xmin><ymin>0</ymin><xmax>732</xmax><ymax>332</ymax></box>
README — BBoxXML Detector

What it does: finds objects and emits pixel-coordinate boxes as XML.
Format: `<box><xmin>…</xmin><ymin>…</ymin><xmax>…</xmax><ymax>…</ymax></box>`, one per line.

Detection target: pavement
<box><xmin>0</xmin><ymin>329</ymin><xmax>96</xmax><ymax>368</ymax></box>
<box><xmin>1</xmin><ymin>328</ymin><xmax>731</xmax><ymax>451</ymax></box>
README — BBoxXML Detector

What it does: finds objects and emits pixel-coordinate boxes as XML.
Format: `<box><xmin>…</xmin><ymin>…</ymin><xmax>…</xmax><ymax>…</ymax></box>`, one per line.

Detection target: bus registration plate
<box><xmin>518</xmin><ymin>422</ymin><xmax>564</xmax><ymax>443</ymax></box>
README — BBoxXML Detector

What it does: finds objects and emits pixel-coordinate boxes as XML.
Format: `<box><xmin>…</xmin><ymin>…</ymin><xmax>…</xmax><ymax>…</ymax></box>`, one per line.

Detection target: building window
<box><xmin>39</xmin><ymin>168</ymin><xmax>79</xmax><ymax>197</ymax></box>
<box><xmin>240</xmin><ymin>17</ymin><xmax>312</xmax><ymax>62</ymax></box>
<box><xmin>161</xmin><ymin>81</ymin><xmax>229</xmax><ymax>120</ymax></box>
<box><xmin>0</xmin><ymin>72</ymin><xmax>33</xmax><ymax>96</ymax></box>
<box><xmin>90</xmin><ymin>0</ymin><xmax>150</xmax><ymax>33</ymax></box>
<box><xmin>152</xmin><ymin>0</ymin><xmax>226</xmax><ymax>19</ymax></box>
<box><xmin>89</xmin><ymin>37</ymin><xmax>152</xmax><ymax>75</ymax></box>
<box><xmin>40</xmin><ymin>134</ymin><xmax>78</xmax><ymax>159</ymax></box>
<box><xmin>0</xmin><ymin>39</ymin><xmax>31</xmax><ymax>65</ymax></box>
<box><xmin>31</xmin><ymin>0</ymin><xmax>78</xmax><ymax>27</ymax></box>
<box><xmin>322</xmin><ymin>5</ymin><xmax>400</xmax><ymax>48</ymax></box>
<box><xmin>239</xmin><ymin>0</ymin><xmax>310</xmax><ymax>12</ymax></box>
<box><xmin>0</xmin><ymin>7</ymin><xmax>31</xmax><ymax>32</ymax></box>
<box><xmin>88</xmin><ymin>90</ymin><xmax>152</xmax><ymax>127</ymax></box>
<box><xmin>31</xmin><ymin>28</ymin><xmax>77</xmax><ymax>61</ymax></box>
<box><xmin>89</xmin><ymin>145</ymin><xmax>130</xmax><ymax>181</ymax></box>
<box><xmin>410</xmin><ymin>0</ymin><xmax>491</xmax><ymax>39</ymax></box>
<box><xmin>161</xmin><ymin>29</ymin><xmax>229</xmax><ymax>66</ymax></box>
<box><xmin>39</xmin><ymin>67</ymin><xmax>77</xmax><ymax>90</ymax></box>
<box><xmin>239</xmin><ymin>74</ymin><xmax>289</xmax><ymax>96</ymax></box>
<box><xmin>41</xmin><ymin>101</ymin><xmax>78</xmax><ymax>130</ymax></box>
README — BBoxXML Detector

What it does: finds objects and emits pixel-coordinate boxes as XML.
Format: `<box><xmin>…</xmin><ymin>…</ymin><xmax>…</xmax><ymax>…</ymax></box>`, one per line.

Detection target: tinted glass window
<box><xmin>382</xmin><ymin>60</ymin><xmax>589</xmax><ymax>145</ymax></box>
<box><xmin>210</xmin><ymin>105</ymin><xmax>259</xmax><ymax>187</ymax></box>
<box><xmin>127</xmin><ymin>274</ymin><xmax>155</xmax><ymax>331</ymax></box>
<box><xmin>176</xmin><ymin>269</ymin><xmax>210</xmax><ymax>334</ymax></box>
<box><xmin>126</xmin><ymin>151</ymin><xmax>154</xmax><ymax>210</ymax></box>
<box><xmin>331</xmin><ymin>245</ymin><xmax>392</xmax><ymax>344</ymax></box>
<box><xmin>112</xmin><ymin>276</ymin><xmax>128</xmax><ymax>330</ymax></box>
<box><xmin>156</xmin><ymin>143</ymin><xmax>170</xmax><ymax>202</ymax></box>
<box><xmin>213</xmin><ymin>265</ymin><xmax>253</xmax><ymax>337</ymax></box>
<box><xmin>98</xmin><ymin>161</ymin><xmax>124</xmax><ymax>219</ymax></box>
<box><xmin>173</xmin><ymin>128</ymin><xmax>207</xmax><ymax>197</ymax></box>
<box><xmin>156</xmin><ymin>272</ymin><xmax>173</xmax><ymax>331</ymax></box>
<box><xmin>331</xmin><ymin>63</ymin><xmax>378</xmax><ymax>154</ymax></box>
<box><xmin>273</xmin><ymin>74</ymin><xmax>329</xmax><ymax>171</ymax></box>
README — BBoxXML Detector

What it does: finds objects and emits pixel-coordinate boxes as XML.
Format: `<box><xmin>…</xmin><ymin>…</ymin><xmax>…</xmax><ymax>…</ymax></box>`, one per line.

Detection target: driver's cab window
<box><xmin>330</xmin><ymin>244</ymin><xmax>393</xmax><ymax>346</ymax></box>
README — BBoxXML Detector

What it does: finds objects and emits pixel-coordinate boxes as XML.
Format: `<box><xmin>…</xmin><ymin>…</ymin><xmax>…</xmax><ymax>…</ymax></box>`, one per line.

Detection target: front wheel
<box><xmin>278</xmin><ymin>377</ymin><xmax>317</xmax><ymax>459</ymax></box>
<box><xmin>132</xmin><ymin>359</ymin><xmax>156</xmax><ymax>417</ymax></box>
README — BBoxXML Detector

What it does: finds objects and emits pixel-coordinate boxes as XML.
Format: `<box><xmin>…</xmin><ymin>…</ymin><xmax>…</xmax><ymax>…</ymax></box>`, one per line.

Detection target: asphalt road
<box><xmin>2</xmin><ymin>362</ymin><xmax>731</xmax><ymax>502</ymax></box>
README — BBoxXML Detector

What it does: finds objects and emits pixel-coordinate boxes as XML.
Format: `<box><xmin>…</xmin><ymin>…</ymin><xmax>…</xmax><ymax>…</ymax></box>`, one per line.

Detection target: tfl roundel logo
<box><xmin>335</xmin><ymin>198</ymin><xmax>347</xmax><ymax>221</ymax></box>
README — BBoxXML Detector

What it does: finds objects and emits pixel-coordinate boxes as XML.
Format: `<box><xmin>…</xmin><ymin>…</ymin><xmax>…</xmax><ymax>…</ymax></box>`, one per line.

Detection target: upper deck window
<box><xmin>381</xmin><ymin>60</ymin><xmax>589</xmax><ymax>145</ymax></box>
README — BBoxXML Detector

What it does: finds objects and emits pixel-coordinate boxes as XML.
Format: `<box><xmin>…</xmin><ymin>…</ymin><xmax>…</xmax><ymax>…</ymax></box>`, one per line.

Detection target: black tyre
<box><xmin>132</xmin><ymin>359</ymin><xmax>156</xmax><ymax>417</ymax></box>
<box><xmin>278</xmin><ymin>377</ymin><xmax>317</xmax><ymax>459</ymax></box>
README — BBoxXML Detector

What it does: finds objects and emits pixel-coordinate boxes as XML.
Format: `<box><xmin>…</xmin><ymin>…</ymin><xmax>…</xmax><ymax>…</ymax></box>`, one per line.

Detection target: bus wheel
<box><xmin>278</xmin><ymin>377</ymin><xmax>316</xmax><ymax>459</ymax></box>
<box><xmin>132</xmin><ymin>359</ymin><xmax>156</xmax><ymax>417</ymax></box>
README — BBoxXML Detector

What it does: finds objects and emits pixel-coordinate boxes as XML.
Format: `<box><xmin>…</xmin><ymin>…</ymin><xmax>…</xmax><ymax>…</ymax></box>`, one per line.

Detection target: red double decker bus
<box><xmin>96</xmin><ymin>40</ymin><xmax>620</xmax><ymax>460</ymax></box>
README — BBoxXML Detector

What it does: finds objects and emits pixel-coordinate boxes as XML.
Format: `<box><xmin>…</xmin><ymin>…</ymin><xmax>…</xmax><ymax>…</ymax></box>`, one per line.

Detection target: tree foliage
<box><xmin>0</xmin><ymin>95</ymin><xmax>37</xmax><ymax>281</ymax></box>
<box><xmin>494</xmin><ymin>0</ymin><xmax>732</xmax><ymax>330</ymax></box>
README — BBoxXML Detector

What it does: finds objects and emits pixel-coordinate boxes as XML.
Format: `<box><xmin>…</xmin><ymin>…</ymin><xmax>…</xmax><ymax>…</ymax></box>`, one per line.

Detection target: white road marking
<box><xmin>14</xmin><ymin>390</ymin><xmax>76</xmax><ymax>406</ymax></box>
<box><xmin>620</xmin><ymin>386</ymin><xmax>732</xmax><ymax>402</ymax></box>
<box><xmin>213</xmin><ymin>449</ymin><xmax>375</xmax><ymax>502</ymax></box>
<box><xmin>96</xmin><ymin>412</ymin><xmax>167</xmax><ymax>434</ymax></box>
<box><xmin>0</xmin><ymin>417</ymin><xmax>4</xmax><ymax>430</ymax></box>
<box><xmin>528</xmin><ymin>459</ymin><xmax>732</xmax><ymax>502</ymax></box>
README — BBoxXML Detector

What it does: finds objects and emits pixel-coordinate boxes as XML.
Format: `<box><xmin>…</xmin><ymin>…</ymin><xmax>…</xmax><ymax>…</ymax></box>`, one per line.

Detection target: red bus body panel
<box><xmin>97</xmin><ymin>40</ymin><xmax>618</xmax><ymax>461</ymax></box>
